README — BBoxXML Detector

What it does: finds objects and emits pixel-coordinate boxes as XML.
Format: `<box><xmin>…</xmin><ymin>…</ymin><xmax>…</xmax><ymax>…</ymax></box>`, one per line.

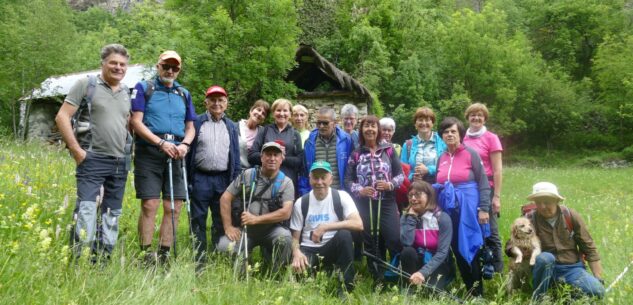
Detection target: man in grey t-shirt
<box><xmin>217</xmin><ymin>141</ymin><xmax>294</xmax><ymax>274</ymax></box>
<box><xmin>55</xmin><ymin>44</ymin><xmax>131</xmax><ymax>261</ymax></box>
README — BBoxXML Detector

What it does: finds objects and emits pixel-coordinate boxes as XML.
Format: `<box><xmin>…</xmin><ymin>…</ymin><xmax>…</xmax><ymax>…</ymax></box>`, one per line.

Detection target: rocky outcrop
<box><xmin>67</xmin><ymin>0</ymin><xmax>153</xmax><ymax>12</ymax></box>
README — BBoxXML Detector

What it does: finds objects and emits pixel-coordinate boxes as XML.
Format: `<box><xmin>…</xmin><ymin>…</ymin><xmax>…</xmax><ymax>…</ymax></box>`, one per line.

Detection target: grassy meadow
<box><xmin>1</xmin><ymin>140</ymin><xmax>632</xmax><ymax>305</ymax></box>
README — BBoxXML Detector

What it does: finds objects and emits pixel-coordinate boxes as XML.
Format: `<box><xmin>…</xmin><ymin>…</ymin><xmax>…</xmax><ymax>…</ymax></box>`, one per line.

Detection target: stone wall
<box><xmin>295</xmin><ymin>92</ymin><xmax>369</xmax><ymax>128</ymax></box>
<box><xmin>26</xmin><ymin>101</ymin><xmax>61</xmax><ymax>142</ymax></box>
<box><xmin>67</xmin><ymin>0</ymin><xmax>149</xmax><ymax>12</ymax></box>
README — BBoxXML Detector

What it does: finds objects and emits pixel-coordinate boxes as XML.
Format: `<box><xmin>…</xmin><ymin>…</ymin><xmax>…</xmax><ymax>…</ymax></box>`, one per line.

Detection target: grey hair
<box><xmin>318</xmin><ymin>107</ymin><xmax>337</xmax><ymax>120</ymax></box>
<box><xmin>100</xmin><ymin>44</ymin><xmax>130</xmax><ymax>63</ymax></box>
<box><xmin>340</xmin><ymin>104</ymin><xmax>359</xmax><ymax>116</ymax></box>
<box><xmin>379</xmin><ymin>117</ymin><xmax>396</xmax><ymax>130</ymax></box>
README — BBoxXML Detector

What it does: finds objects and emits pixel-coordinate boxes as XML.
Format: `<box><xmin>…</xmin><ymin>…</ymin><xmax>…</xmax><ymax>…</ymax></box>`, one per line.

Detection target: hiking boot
<box><xmin>90</xmin><ymin>252</ymin><xmax>111</xmax><ymax>269</ymax></box>
<box><xmin>337</xmin><ymin>288</ymin><xmax>350</xmax><ymax>302</ymax></box>
<box><xmin>141</xmin><ymin>251</ymin><xmax>158</xmax><ymax>268</ymax></box>
<box><xmin>158</xmin><ymin>250</ymin><xmax>171</xmax><ymax>268</ymax></box>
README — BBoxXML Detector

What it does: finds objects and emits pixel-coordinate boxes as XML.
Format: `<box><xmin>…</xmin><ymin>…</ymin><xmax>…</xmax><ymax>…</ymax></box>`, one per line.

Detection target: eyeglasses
<box><xmin>408</xmin><ymin>192</ymin><xmax>426</xmax><ymax>199</ymax></box>
<box><xmin>160</xmin><ymin>64</ymin><xmax>181</xmax><ymax>72</ymax></box>
<box><xmin>316</xmin><ymin>121</ymin><xmax>331</xmax><ymax>127</ymax></box>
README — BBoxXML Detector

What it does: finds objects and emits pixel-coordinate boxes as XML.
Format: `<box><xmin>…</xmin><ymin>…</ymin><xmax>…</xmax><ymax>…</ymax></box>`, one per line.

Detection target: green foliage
<box><xmin>518</xmin><ymin>0</ymin><xmax>627</xmax><ymax>80</ymax></box>
<box><xmin>296</xmin><ymin>0</ymin><xmax>338</xmax><ymax>45</ymax></box>
<box><xmin>622</xmin><ymin>145</ymin><xmax>633</xmax><ymax>162</ymax></box>
<box><xmin>164</xmin><ymin>0</ymin><xmax>300</xmax><ymax>118</ymax></box>
<box><xmin>2</xmin><ymin>0</ymin><xmax>633</xmax><ymax>153</ymax></box>
<box><xmin>0</xmin><ymin>0</ymin><xmax>79</xmax><ymax>136</ymax></box>
<box><xmin>593</xmin><ymin>34</ymin><xmax>633</xmax><ymax>140</ymax></box>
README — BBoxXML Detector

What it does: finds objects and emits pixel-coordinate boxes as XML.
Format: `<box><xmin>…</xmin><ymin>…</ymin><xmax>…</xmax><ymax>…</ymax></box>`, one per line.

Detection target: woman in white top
<box><xmin>237</xmin><ymin>99</ymin><xmax>270</xmax><ymax>168</ymax></box>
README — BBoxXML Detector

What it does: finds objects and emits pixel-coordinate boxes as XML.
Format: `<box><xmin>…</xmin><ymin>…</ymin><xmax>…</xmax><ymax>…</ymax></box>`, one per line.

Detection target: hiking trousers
<box><xmin>73</xmin><ymin>151</ymin><xmax>127</xmax><ymax>256</ymax></box>
<box><xmin>217</xmin><ymin>225</ymin><xmax>292</xmax><ymax>274</ymax></box>
<box><xmin>356</xmin><ymin>196</ymin><xmax>401</xmax><ymax>280</ymax></box>
<box><xmin>190</xmin><ymin>171</ymin><xmax>229</xmax><ymax>262</ymax></box>
<box><xmin>301</xmin><ymin>230</ymin><xmax>356</xmax><ymax>291</ymax></box>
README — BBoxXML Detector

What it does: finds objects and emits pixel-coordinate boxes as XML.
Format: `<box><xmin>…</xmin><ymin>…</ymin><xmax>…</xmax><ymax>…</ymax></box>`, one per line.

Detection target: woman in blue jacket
<box><xmin>401</xmin><ymin>107</ymin><xmax>446</xmax><ymax>184</ymax></box>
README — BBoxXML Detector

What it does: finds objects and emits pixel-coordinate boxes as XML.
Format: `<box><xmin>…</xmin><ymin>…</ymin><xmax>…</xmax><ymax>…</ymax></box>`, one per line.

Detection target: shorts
<box><xmin>133</xmin><ymin>144</ymin><xmax>186</xmax><ymax>200</ymax></box>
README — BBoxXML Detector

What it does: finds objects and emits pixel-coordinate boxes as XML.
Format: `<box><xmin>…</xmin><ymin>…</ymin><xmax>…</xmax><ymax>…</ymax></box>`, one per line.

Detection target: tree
<box><xmin>0</xmin><ymin>0</ymin><xmax>80</xmax><ymax>137</ymax></box>
<box><xmin>593</xmin><ymin>34</ymin><xmax>633</xmax><ymax>145</ymax></box>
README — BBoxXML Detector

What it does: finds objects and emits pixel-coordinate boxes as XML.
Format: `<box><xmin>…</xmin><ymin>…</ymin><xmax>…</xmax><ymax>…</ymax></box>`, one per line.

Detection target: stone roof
<box><xmin>22</xmin><ymin>64</ymin><xmax>153</xmax><ymax>100</ymax></box>
<box><xmin>286</xmin><ymin>45</ymin><xmax>372</xmax><ymax>100</ymax></box>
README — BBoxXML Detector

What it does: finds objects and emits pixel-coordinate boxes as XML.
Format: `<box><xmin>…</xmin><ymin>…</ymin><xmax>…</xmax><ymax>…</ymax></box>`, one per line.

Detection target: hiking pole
<box><xmin>377</xmin><ymin>191</ymin><xmax>382</xmax><ymax>259</ymax></box>
<box><xmin>234</xmin><ymin>170</ymin><xmax>248</xmax><ymax>280</ymax></box>
<box><xmin>180</xmin><ymin>160</ymin><xmax>194</xmax><ymax>255</ymax></box>
<box><xmin>243</xmin><ymin>167</ymin><xmax>259</xmax><ymax>281</ymax></box>
<box><xmin>167</xmin><ymin>158</ymin><xmax>178</xmax><ymax>258</ymax></box>
<box><xmin>606</xmin><ymin>260</ymin><xmax>633</xmax><ymax>293</ymax></box>
<box><xmin>362</xmin><ymin>250</ymin><xmax>465</xmax><ymax>304</ymax></box>
<box><xmin>368</xmin><ymin>197</ymin><xmax>381</xmax><ymax>277</ymax></box>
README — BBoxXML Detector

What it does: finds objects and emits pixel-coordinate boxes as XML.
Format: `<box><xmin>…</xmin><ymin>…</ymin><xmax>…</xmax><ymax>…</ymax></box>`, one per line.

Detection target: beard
<box><xmin>159</xmin><ymin>76</ymin><xmax>176</xmax><ymax>85</ymax></box>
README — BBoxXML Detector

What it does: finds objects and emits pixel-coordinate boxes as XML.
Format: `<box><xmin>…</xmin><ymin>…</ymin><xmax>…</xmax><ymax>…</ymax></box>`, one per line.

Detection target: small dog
<box><xmin>506</xmin><ymin>217</ymin><xmax>541</xmax><ymax>293</ymax></box>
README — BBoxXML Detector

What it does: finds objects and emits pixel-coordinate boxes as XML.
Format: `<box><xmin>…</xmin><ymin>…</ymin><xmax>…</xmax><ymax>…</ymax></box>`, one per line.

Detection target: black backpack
<box><xmin>299</xmin><ymin>188</ymin><xmax>345</xmax><ymax>243</ymax></box>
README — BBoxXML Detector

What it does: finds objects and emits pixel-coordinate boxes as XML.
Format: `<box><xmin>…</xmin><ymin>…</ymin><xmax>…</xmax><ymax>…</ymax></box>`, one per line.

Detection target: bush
<box><xmin>622</xmin><ymin>145</ymin><xmax>633</xmax><ymax>162</ymax></box>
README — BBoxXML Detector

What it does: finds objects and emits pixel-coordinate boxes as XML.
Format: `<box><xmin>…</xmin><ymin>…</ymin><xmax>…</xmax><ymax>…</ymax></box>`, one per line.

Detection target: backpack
<box><xmin>71</xmin><ymin>75</ymin><xmax>98</xmax><ymax>150</ymax></box>
<box><xmin>299</xmin><ymin>188</ymin><xmax>344</xmax><ymax>244</ymax></box>
<box><xmin>231</xmin><ymin>167</ymin><xmax>287</xmax><ymax>227</ymax></box>
<box><xmin>141</xmin><ymin>78</ymin><xmax>188</xmax><ymax>106</ymax></box>
<box><xmin>405</xmin><ymin>139</ymin><xmax>413</xmax><ymax>161</ymax></box>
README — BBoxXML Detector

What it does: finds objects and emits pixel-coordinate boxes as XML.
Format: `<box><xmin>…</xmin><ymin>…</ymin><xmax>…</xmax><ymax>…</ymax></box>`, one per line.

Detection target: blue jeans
<box><xmin>532</xmin><ymin>252</ymin><xmax>605</xmax><ymax>300</ymax></box>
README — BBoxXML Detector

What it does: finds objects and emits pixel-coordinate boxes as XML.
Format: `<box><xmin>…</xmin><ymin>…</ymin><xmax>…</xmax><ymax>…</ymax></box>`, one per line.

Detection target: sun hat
<box><xmin>527</xmin><ymin>182</ymin><xmax>565</xmax><ymax>201</ymax></box>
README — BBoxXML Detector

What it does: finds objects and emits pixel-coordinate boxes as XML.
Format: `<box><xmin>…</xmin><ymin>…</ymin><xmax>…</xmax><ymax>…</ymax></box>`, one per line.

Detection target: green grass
<box><xmin>1</xmin><ymin>140</ymin><xmax>632</xmax><ymax>304</ymax></box>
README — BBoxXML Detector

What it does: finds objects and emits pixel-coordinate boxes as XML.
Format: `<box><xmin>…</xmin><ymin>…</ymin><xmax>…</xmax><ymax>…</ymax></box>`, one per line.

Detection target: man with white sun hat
<box><xmin>514</xmin><ymin>182</ymin><xmax>605</xmax><ymax>300</ymax></box>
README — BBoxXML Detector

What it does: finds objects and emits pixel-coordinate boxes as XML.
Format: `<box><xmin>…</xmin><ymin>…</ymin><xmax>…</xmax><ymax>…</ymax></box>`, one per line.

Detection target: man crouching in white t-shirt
<box><xmin>290</xmin><ymin>160</ymin><xmax>363</xmax><ymax>294</ymax></box>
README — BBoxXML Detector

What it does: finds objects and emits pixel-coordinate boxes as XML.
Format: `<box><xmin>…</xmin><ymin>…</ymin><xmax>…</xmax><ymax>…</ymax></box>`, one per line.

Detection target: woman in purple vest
<box><xmin>345</xmin><ymin>115</ymin><xmax>404</xmax><ymax>284</ymax></box>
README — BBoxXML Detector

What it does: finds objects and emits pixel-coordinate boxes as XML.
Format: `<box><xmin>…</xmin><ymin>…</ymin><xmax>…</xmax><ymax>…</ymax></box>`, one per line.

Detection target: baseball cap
<box><xmin>158</xmin><ymin>50</ymin><xmax>182</xmax><ymax>65</ymax></box>
<box><xmin>310</xmin><ymin>160</ymin><xmax>332</xmax><ymax>173</ymax></box>
<box><xmin>205</xmin><ymin>85</ymin><xmax>227</xmax><ymax>97</ymax></box>
<box><xmin>261</xmin><ymin>141</ymin><xmax>283</xmax><ymax>154</ymax></box>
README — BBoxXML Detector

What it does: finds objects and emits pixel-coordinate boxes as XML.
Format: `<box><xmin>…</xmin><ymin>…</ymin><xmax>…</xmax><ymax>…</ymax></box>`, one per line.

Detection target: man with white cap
<box><xmin>187</xmin><ymin>85</ymin><xmax>240</xmax><ymax>267</ymax></box>
<box><xmin>510</xmin><ymin>182</ymin><xmax>605</xmax><ymax>300</ymax></box>
<box><xmin>131</xmin><ymin>50</ymin><xmax>196</xmax><ymax>263</ymax></box>
<box><xmin>217</xmin><ymin>141</ymin><xmax>294</xmax><ymax>273</ymax></box>
<box><xmin>291</xmin><ymin>160</ymin><xmax>363</xmax><ymax>293</ymax></box>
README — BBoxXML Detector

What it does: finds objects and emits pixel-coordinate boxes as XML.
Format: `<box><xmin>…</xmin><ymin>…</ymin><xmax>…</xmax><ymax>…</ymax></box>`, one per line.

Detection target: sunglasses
<box><xmin>160</xmin><ymin>64</ymin><xmax>181</xmax><ymax>72</ymax></box>
<box><xmin>316</xmin><ymin>121</ymin><xmax>332</xmax><ymax>127</ymax></box>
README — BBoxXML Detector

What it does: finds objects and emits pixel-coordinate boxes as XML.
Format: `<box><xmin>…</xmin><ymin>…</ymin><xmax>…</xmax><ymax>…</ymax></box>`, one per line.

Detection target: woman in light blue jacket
<box><xmin>401</xmin><ymin>107</ymin><xmax>446</xmax><ymax>184</ymax></box>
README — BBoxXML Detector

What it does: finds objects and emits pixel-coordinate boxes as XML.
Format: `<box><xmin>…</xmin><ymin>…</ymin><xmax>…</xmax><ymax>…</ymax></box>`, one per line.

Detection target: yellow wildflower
<box><xmin>10</xmin><ymin>241</ymin><xmax>19</xmax><ymax>254</ymax></box>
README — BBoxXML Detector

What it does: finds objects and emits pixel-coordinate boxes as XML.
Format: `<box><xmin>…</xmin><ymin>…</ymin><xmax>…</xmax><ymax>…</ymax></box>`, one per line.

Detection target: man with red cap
<box><xmin>186</xmin><ymin>85</ymin><xmax>240</xmax><ymax>269</ymax></box>
<box><xmin>131</xmin><ymin>50</ymin><xmax>196</xmax><ymax>264</ymax></box>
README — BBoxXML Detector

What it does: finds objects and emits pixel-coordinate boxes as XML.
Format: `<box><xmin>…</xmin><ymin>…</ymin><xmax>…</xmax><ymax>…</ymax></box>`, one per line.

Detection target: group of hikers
<box><xmin>55</xmin><ymin>44</ymin><xmax>605</xmax><ymax>301</ymax></box>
